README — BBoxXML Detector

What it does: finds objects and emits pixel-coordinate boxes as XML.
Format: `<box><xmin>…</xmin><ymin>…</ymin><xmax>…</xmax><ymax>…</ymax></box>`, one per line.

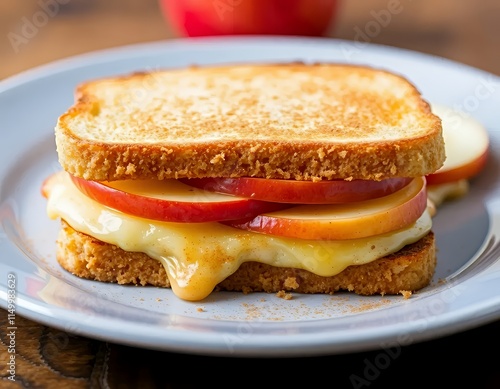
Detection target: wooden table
<box><xmin>1</xmin><ymin>0</ymin><xmax>500</xmax><ymax>387</ymax></box>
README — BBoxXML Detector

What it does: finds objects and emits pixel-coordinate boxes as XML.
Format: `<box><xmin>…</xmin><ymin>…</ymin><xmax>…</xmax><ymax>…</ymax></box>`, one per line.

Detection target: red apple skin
<box><xmin>224</xmin><ymin>178</ymin><xmax>428</xmax><ymax>240</ymax></box>
<box><xmin>426</xmin><ymin>148</ymin><xmax>489</xmax><ymax>186</ymax></box>
<box><xmin>181</xmin><ymin>177</ymin><xmax>413</xmax><ymax>204</ymax></box>
<box><xmin>159</xmin><ymin>0</ymin><xmax>338</xmax><ymax>37</ymax></box>
<box><xmin>70</xmin><ymin>175</ymin><xmax>290</xmax><ymax>223</ymax></box>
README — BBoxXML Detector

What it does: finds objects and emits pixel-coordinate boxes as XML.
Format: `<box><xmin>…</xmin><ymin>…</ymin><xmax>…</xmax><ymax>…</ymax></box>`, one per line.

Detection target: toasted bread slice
<box><xmin>56</xmin><ymin>221</ymin><xmax>436</xmax><ymax>297</ymax></box>
<box><xmin>56</xmin><ymin>63</ymin><xmax>445</xmax><ymax>182</ymax></box>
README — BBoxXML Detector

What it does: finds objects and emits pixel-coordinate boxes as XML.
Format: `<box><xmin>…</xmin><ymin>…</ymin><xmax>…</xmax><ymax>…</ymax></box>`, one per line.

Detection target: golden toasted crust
<box><xmin>56</xmin><ymin>221</ymin><xmax>436</xmax><ymax>296</ymax></box>
<box><xmin>56</xmin><ymin>63</ymin><xmax>445</xmax><ymax>181</ymax></box>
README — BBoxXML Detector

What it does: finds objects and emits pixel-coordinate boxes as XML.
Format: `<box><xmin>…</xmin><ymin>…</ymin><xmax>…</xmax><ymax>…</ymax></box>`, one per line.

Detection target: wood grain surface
<box><xmin>1</xmin><ymin>0</ymin><xmax>500</xmax><ymax>388</ymax></box>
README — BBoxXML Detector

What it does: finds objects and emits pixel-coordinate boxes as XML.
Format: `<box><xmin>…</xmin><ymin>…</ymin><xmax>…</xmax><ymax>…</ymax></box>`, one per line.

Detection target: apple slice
<box><xmin>426</xmin><ymin>104</ymin><xmax>489</xmax><ymax>186</ymax></box>
<box><xmin>70</xmin><ymin>174</ymin><xmax>290</xmax><ymax>223</ymax></box>
<box><xmin>41</xmin><ymin>174</ymin><xmax>55</xmax><ymax>199</ymax></box>
<box><xmin>223</xmin><ymin>177</ymin><xmax>427</xmax><ymax>240</ymax></box>
<box><xmin>180</xmin><ymin>176</ymin><xmax>412</xmax><ymax>204</ymax></box>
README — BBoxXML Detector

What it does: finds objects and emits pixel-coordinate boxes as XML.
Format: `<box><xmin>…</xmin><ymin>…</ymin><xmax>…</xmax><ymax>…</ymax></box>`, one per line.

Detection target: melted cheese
<box><xmin>427</xmin><ymin>179</ymin><xmax>469</xmax><ymax>207</ymax></box>
<box><xmin>46</xmin><ymin>173</ymin><xmax>432</xmax><ymax>301</ymax></box>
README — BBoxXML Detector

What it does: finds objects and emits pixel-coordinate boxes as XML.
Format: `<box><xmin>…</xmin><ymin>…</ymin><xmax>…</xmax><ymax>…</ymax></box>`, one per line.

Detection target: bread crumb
<box><xmin>210</xmin><ymin>153</ymin><xmax>225</xmax><ymax>164</ymax></box>
<box><xmin>283</xmin><ymin>277</ymin><xmax>299</xmax><ymax>290</ymax></box>
<box><xmin>349</xmin><ymin>299</ymin><xmax>391</xmax><ymax>313</ymax></box>
<box><xmin>125</xmin><ymin>163</ymin><xmax>137</xmax><ymax>175</ymax></box>
<box><xmin>197</xmin><ymin>307</ymin><xmax>205</xmax><ymax>312</ymax></box>
<box><xmin>400</xmin><ymin>290</ymin><xmax>412</xmax><ymax>299</ymax></box>
<box><xmin>276</xmin><ymin>290</ymin><xmax>293</xmax><ymax>300</ymax></box>
<box><xmin>155</xmin><ymin>298</ymin><xmax>162</xmax><ymax>302</ymax></box>
<box><xmin>241</xmin><ymin>286</ymin><xmax>252</xmax><ymax>294</ymax></box>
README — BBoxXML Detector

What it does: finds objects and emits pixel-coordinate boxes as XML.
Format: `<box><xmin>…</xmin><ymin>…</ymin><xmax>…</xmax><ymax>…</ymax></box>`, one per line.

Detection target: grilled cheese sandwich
<box><xmin>42</xmin><ymin>63</ymin><xmax>446</xmax><ymax>301</ymax></box>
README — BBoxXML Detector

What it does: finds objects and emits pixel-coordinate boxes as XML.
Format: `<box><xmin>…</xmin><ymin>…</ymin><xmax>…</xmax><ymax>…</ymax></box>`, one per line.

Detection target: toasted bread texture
<box><xmin>56</xmin><ymin>221</ymin><xmax>436</xmax><ymax>296</ymax></box>
<box><xmin>56</xmin><ymin>63</ymin><xmax>445</xmax><ymax>182</ymax></box>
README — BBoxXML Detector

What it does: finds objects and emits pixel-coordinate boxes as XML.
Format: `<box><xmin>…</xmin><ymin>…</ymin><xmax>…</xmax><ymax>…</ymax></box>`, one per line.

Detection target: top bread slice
<box><xmin>55</xmin><ymin>63</ymin><xmax>445</xmax><ymax>182</ymax></box>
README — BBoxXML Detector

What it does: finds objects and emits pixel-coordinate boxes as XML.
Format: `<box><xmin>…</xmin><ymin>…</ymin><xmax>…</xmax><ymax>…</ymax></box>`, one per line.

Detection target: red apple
<box><xmin>159</xmin><ymin>0</ymin><xmax>338</xmax><ymax>37</ymax></box>
<box><xmin>224</xmin><ymin>177</ymin><xmax>428</xmax><ymax>240</ymax></box>
<box><xmin>426</xmin><ymin>150</ymin><xmax>489</xmax><ymax>186</ymax></box>
<box><xmin>426</xmin><ymin>104</ymin><xmax>489</xmax><ymax>186</ymax></box>
<box><xmin>69</xmin><ymin>175</ymin><xmax>290</xmax><ymax>223</ymax></box>
<box><xmin>181</xmin><ymin>177</ymin><xmax>413</xmax><ymax>204</ymax></box>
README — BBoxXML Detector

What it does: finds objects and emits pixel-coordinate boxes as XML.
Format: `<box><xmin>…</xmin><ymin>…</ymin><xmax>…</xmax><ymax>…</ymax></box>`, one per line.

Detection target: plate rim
<box><xmin>1</xmin><ymin>35</ymin><xmax>498</xmax><ymax>90</ymax></box>
<box><xmin>1</xmin><ymin>35</ymin><xmax>500</xmax><ymax>357</ymax></box>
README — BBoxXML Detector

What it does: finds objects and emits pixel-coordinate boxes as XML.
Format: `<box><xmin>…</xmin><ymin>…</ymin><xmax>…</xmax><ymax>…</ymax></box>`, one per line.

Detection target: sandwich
<box><xmin>41</xmin><ymin>63</ymin><xmax>446</xmax><ymax>301</ymax></box>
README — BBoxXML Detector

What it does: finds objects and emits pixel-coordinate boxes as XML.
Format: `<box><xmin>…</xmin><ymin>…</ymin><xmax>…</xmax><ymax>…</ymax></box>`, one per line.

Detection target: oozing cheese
<box><xmin>46</xmin><ymin>173</ymin><xmax>432</xmax><ymax>301</ymax></box>
<box><xmin>427</xmin><ymin>179</ymin><xmax>469</xmax><ymax>207</ymax></box>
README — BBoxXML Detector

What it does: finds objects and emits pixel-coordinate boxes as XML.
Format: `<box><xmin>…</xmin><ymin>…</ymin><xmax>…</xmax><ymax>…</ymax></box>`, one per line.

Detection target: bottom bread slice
<box><xmin>56</xmin><ymin>221</ymin><xmax>436</xmax><ymax>296</ymax></box>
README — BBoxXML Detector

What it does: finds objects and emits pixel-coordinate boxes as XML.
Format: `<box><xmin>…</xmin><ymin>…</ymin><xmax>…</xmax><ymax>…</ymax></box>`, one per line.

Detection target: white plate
<box><xmin>1</xmin><ymin>36</ymin><xmax>499</xmax><ymax>357</ymax></box>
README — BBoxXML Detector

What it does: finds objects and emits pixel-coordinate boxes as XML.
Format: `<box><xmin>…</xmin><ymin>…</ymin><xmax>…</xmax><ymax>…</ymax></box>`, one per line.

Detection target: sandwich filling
<box><xmin>44</xmin><ymin>172</ymin><xmax>432</xmax><ymax>301</ymax></box>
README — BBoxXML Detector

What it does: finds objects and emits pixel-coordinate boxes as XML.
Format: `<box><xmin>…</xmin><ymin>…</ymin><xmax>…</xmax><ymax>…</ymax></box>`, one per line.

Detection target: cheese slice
<box><xmin>46</xmin><ymin>172</ymin><xmax>432</xmax><ymax>301</ymax></box>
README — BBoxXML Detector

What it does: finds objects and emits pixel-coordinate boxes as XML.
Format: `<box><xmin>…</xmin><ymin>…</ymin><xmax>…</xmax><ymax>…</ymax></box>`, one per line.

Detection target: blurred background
<box><xmin>1</xmin><ymin>0</ymin><xmax>499</xmax><ymax>80</ymax></box>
